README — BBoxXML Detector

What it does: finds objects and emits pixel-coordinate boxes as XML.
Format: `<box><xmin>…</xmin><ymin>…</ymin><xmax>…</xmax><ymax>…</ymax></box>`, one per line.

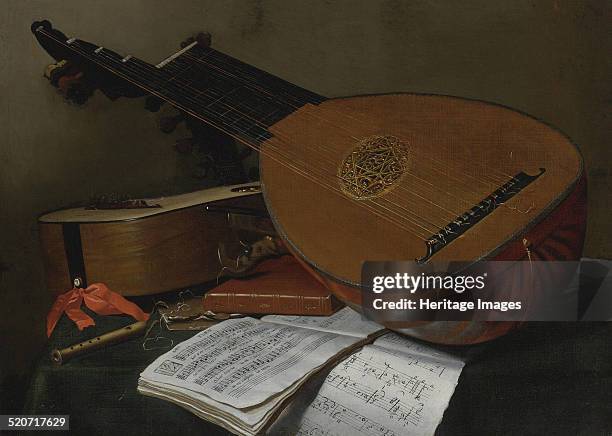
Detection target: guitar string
<box><xmin>164</xmin><ymin>52</ymin><xmax>489</xmax><ymax>212</ymax></box>
<box><xmin>173</xmin><ymin>49</ymin><xmax>530</xmax><ymax>221</ymax></box>
<box><xmin>179</xmin><ymin>49</ymin><xmax>515</xmax><ymax>187</ymax></box>
<box><xmin>37</xmin><ymin>31</ymin><xmax>435</xmax><ymax>239</ymax></box>
<box><xmin>180</xmin><ymin>49</ymin><xmax>512</xmax><ymax>184</ymax></box>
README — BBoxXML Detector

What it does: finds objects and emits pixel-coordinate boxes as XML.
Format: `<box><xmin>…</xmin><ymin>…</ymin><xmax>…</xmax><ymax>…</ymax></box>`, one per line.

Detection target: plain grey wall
<box><xmin>1</xmin><ymin>0</ymin><xmax>610</xmax><ymax>409</ymax></box>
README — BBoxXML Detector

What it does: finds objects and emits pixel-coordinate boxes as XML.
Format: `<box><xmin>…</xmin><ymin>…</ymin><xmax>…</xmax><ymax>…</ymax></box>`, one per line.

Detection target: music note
<box><xmin>269</xmin><ymin>332</ymin><xmax>464</xmax><ymax>436</ymax></box>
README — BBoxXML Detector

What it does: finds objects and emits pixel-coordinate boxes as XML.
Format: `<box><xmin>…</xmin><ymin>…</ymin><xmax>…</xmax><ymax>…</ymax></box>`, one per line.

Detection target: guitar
<box><xmin>38</xmin><ymin>183</ymin><xmax>274</xmax><ymax>297</ymax></box>
<box><xmin>32</xmin><ymin>20</ymin><xmax>586</xmax><ymax>344</ymax></box>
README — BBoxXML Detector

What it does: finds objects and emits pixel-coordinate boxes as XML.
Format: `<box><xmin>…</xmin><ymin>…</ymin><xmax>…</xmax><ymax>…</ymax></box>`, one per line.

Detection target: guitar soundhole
<box><xmin>337</xmin><ymin>135</ymin><xmax>410</xmax><ymax>200</ymax></box>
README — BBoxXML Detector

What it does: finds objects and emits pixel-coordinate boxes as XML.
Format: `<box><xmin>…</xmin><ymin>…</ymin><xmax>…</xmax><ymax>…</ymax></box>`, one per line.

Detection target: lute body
<box><xmin>262</xmin><ymin>95</ymin><xmax>586</xmax><ymax>343</ymax></box>
<box><xmin>32</xmin><ymin>21</ymin><xmax>586</xmax><ymax>344</ymax></box>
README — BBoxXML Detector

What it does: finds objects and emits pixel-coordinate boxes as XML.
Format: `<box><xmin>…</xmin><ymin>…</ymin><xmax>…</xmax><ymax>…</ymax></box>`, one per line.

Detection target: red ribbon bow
<box><xmin>46</xmin><ymin>283</ymin><xmax>149</xmax><ymax>337</ymax></box>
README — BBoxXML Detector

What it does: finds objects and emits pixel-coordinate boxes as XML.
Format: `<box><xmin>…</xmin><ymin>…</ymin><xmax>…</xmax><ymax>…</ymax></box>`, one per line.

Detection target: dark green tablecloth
<box><xmin>24</xmin><ymin>307</ymin><xmax>612</xmax><ymax>435</ymax></box>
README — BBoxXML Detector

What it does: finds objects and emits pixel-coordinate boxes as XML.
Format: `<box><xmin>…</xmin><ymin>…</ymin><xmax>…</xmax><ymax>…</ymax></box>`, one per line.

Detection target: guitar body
<box><xmin>261</xmin><ymin>94</ymin><xmax>586</xmax><ymax>344</ymax></box>
<box><xmin>38</xmin><ymin>183</ymin><xmax>267</xmax><ymax>296</ymax></box>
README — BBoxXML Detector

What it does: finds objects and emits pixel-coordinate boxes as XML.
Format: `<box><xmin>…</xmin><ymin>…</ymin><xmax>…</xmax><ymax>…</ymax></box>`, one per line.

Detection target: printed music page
<box><xmin>138</xmin><ymin>378</ymin><xmax>288</xmax><ymax>434</ymax></box>
<box><xmin>262</xmin><ymin>307</ymin><xmax>384</xmax><ymax>338</ymax></box>
<box><xmin>139</xmin><ymin>317</ymin><xmax>365</xmax><ymax>409</ymax></box>
<box><xmin>268</xmin><ymin>332</ymin><xmax>464</xmax><ymax>436</ymax></box>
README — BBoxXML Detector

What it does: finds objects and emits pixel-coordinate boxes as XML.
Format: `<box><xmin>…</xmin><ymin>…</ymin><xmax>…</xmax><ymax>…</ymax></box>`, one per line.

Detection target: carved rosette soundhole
<box><xmin>338</xmin><ymin>135</ymin><xmax>410</xmax><ymax>200</ymax></box>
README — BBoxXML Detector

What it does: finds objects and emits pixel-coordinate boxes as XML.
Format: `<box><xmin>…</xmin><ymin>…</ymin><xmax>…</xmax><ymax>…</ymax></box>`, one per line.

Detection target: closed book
<box><xmin>202</xmin><ymin>255</ymin><xmax>342</xmax><ymax>315</ymax></box>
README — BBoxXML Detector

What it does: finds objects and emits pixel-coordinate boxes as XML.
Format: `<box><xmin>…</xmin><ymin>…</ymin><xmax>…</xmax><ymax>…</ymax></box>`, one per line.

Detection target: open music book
<box><xmin>138</xmin><ymin>308</ymin><xmax>463</xmax><ymax>435</ymax></box>
<box><xmin>268</xmin><ymin>332</ymin><xmax>465</xmax><ymax>436</ymax></box>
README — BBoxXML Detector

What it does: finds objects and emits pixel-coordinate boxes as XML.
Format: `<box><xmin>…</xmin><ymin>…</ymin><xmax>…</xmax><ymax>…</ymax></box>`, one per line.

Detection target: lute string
<box><xmin>39</xmin><ymin>29</ymin><xmax>520</xmax><ymax>239</ymax></box>
<box><xmin>179</xmin><ymin>48</ymin><xmax>516</xmax><ymax>187</ymax></box>
<box><xmin>179</xmin><ymin>45</ymin><xmax>518</xmax><ymax>187</ymax></box>
<box><xmin>85</xmin><ymin>32</ymin><xmax>524</xmax><ymax>235</ymax></box>
<box><xmin>106</xmin><ymin>39</ymin><xmax>515</xmax><ymax>230</ymax></box>
<box><xmin>159</xmin><ymin>55</ymin><xmax>512</xmax><ymax>226</ymax></box>
<box><xmin>130</xmin><ymin>47</ymin><xmax>501</xmax><ymax>218</ymax></box>
<box><xmin>98</xmin><ymin>40</ymin><xmax>512</xmax><ymax>228</ymax></box>
<box><xmin>91</xmin><ymin>48</ymin><xmax>450</xmax><ymax>233</ymax></box>
<box><xmin>39</xmin><ymin>31</ymin><xmax>435</xmax><ymax>239</ymax></box>
<box><xmin>96</xmin><ymin>38</ymin><xmax>509</xmax><ymax>209</ymax></box>
<box><xmin>90</xmin><ymin>44</ymin><xmax>471</xmax><ymax>229</ymax></box>
<box><xmin>160</xmin><ymin>40</ymin><xmax>540</xmax><ymax>229</ymax></box>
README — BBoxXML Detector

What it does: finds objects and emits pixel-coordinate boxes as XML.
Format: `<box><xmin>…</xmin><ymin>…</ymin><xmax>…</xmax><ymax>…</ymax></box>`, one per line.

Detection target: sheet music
<box><xmin>262</xmin><ymin>307</ymin><xmax>384</xmax><ymax>338</ymax></box>
<box><xmin>269</xmin><ymin>333</ymin><xmax>464</xmax><ymax>436</ymax></box>
<box><xmin>138</xmin><ymin>378</ymin><xmax>284</xmax><ymax>431</ymax></box>
<box><xmin>140</xmin><ymin>317</ymin><xmax>363</xmax><ymax>409</ymax></box>
<box><xmin>372</xmin><ymin>333</ymin><xmax>464</xmax><ymax>378</ymax></box>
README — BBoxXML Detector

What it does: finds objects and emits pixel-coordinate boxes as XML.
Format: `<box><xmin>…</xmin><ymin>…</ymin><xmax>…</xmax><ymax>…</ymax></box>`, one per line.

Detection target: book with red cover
<box><xmin>202</xmin><ymin>255</ymin><xmax>343</xmax><ymax>315</ymax></box>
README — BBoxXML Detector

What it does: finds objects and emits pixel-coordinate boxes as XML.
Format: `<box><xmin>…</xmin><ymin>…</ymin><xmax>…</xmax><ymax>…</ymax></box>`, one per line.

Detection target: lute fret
<box><xmin>93</xmin><ymin>43</ymin><xmax>278</xmax><ymax>143</ymax></box>
<box><xmin>33</xmin><ymin>24</ymin><xmax>325</xmax><ymax>146</ymax></box>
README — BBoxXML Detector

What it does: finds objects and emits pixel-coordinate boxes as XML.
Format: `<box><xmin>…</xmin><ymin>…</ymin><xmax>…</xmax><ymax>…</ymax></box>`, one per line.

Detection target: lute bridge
<box><xmin>416</xmin><ymin>168</ymin><xmax>546</xmax><ymax>263</ymax></box>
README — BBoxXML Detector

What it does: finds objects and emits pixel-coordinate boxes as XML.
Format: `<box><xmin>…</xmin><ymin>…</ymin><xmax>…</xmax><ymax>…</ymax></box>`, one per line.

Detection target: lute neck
<box><xmin>32</xmin><ymin>21</ymin><xmax>326</xmax><ymax>146</ymax></box>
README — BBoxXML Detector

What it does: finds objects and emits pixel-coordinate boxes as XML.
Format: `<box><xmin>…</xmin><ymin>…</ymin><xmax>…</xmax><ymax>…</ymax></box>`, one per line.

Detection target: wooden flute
<box><xmin>50</xmin><ymin>321</ymin><xmax>148</xmax><ymax>365</ymax></box>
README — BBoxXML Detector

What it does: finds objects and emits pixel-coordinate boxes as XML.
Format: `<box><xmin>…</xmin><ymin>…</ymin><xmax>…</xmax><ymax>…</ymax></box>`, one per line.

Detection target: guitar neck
<box><xmin>32</xmin><ymin>21</ymin><xmax>326</xmax><ymax>146</ymax></box>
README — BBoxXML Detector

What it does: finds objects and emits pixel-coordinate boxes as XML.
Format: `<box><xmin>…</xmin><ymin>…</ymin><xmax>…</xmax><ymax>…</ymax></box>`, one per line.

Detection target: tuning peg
<box><xmin>44</xmin><ymin>60</ymin><xmax>70</xmax><ymax>85</ymax></box>
<box><xmin>31</xmin><ymin>20</ymin><xmax>52</xmax><ymax>33</ymax></box>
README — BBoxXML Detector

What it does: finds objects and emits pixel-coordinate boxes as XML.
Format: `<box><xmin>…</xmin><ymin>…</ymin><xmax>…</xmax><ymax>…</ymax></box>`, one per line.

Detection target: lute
<box><xmin>32</xmin><ymin>20</ymin><xmax>586</xmax><ymax>344</ymax></box>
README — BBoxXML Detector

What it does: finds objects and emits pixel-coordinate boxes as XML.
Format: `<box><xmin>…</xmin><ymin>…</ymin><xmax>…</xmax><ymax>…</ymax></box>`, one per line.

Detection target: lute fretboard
<box><xmin>33</xmin><ymin>21</ymin><xmax>326</xmax><ymax>145</ymax></box>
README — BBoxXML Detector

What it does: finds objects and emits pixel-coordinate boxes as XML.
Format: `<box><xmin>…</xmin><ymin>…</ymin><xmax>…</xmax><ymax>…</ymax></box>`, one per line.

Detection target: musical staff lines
<box><xmin>326</xmin><ymin>353</ymin><xmax>430</xmax><ymax>428</ymax></box>
<box><xmin>271</xmin><ymin>334</ymin><xmax>465</xmax><ymax>436</ymax></box>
